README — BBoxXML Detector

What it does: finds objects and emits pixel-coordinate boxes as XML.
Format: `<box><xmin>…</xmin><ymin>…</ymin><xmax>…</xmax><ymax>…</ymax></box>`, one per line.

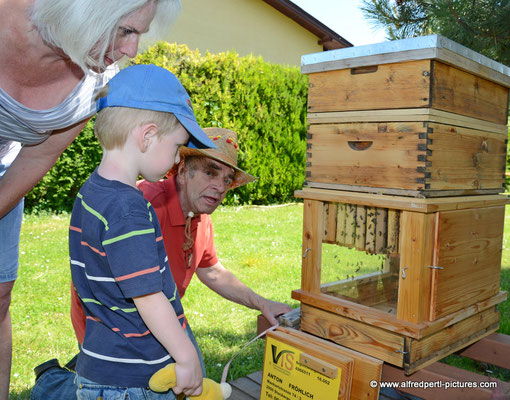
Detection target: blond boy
<box><xmin>69</xmin><ymin>64</ymin><xmax>214</xmax><ymax>399</ymax></box>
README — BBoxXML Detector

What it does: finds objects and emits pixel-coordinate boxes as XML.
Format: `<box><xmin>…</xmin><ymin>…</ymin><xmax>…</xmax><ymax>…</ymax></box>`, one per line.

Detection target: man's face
<box><xmin>178</xmin><ymin>157</ymin><xmax>236</xmax><ymax>216</ymax></box>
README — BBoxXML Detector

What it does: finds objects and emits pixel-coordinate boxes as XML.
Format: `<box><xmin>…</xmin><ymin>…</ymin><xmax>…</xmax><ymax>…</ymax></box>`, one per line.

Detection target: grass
<box><xmin>9</xmin><ymin>203</ymin><xmax>510</xmax><ymax>398</ymax></box>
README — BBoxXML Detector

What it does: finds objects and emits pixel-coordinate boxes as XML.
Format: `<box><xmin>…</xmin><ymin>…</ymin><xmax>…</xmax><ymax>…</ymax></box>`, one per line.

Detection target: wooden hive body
<box><xmin>302</xmin><ymin>35</ymin><xmax>510</xmax><ymax>198</ymax></box>
<box><xmin>292</xmin><ymin>189</ymin><xmax>508</xmax><ymax>374</ymax></box>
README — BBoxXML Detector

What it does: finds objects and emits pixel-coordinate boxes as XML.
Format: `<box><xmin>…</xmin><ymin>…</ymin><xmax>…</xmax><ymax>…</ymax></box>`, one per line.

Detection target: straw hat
<box><xmin>179</xmin><ymin>128</ymin><xmax>257</xmax><ymax>189</ymax></box>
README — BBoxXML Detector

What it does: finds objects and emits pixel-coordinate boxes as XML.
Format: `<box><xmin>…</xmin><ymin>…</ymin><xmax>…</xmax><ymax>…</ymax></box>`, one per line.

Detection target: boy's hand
<box><xmin>173</xmin><ymin>360</ymin><xmax>203</xmax><ymax>396</ymax></box>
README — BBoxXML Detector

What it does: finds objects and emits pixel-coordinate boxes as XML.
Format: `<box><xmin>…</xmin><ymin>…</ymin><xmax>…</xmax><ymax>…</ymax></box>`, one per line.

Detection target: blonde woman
<box><xmin>0</xmin><ymin>1</ymin><xmax>181</xmax><ymax>398</ymax></box>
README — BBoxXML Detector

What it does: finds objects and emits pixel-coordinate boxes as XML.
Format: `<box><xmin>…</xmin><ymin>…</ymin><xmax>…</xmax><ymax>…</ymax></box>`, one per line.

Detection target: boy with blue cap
<box><xmin>69</xmin><ymin>64</ymin><xmax>215</xmax><ymax>399</ymax></box>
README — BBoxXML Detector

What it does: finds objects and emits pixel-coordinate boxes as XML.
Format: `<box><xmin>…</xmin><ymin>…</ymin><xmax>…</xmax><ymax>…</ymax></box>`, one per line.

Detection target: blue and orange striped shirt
<box><xmin>69</xmin><ymin>169</ymin><xmax>186</xmax><ymax>387</ymax></box>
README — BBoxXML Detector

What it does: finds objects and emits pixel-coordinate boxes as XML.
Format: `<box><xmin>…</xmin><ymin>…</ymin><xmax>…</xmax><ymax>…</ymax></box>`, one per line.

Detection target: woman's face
<box><xmin>90</xmin><ymin>1</ymin><xmax>157</xmax><ymax>69</ymax></box>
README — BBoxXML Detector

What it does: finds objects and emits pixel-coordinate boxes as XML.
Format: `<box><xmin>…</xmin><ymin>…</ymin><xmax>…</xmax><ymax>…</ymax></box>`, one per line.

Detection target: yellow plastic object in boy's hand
<box><xmin>149</xmin><ymin>363</ymin><xmax>232</xmax><ymax>399</ymax></box>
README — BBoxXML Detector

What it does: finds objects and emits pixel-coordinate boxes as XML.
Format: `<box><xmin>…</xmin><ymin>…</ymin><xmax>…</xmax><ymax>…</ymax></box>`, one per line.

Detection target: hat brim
<box><xmin>175</xmin><ymin>114</ymin><xmax>216</xmax><ymax>149</ymax></box>
<box><xmin>179</xmin><ymin>146</ymin><xmax>257</xmax><ymax>189</ymax></box>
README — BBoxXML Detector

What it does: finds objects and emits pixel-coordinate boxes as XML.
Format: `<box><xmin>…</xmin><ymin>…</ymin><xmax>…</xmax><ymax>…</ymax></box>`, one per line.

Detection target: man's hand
<box><xmin>259</xmin><ymin>299</ymin><xmax>292</xmax><ymax>326</ymax></box>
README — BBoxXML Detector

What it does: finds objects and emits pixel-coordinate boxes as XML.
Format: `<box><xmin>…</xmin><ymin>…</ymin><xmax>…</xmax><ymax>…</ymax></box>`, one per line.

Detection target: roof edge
<box><xmin>262</xmin><ymin>0</ymin><xmax>353</xmax><ymax>50</ymax></box>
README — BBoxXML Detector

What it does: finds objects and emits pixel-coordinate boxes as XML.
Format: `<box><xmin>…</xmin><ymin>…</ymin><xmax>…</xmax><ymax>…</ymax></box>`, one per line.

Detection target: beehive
<box><xmin>293</xmin><ymin>36</ymin><xmax>510</xmax><ymax>375</ymax></box>
<box><xmin>303</xmin><ymin>35</ymin><xmax>510</xmax><ymax>197</ymax></box>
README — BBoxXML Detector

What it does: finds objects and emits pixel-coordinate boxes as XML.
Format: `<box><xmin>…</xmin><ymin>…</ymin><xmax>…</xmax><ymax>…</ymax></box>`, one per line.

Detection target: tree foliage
<box><xmin>360</xmin><ymin>0</ymin><xmax>510</xmax><ymax>66</ymax></box>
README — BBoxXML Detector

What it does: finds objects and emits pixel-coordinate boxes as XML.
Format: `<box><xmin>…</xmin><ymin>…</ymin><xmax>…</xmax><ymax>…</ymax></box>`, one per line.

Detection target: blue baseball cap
<box><xmin>96</xmin><ymin>64</ymin><xmax>216</xmax><ymax>150</ymax></box>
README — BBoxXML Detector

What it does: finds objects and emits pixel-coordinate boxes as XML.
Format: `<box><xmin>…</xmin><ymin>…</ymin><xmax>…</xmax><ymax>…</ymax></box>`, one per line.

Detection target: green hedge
<box><xmin>25</xmin><ymin>42</ymin><xmax>308</xmax><ymax>212</ymax></box>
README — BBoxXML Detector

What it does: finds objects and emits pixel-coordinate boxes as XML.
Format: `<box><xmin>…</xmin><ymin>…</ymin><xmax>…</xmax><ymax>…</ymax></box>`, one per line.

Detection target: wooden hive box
<box><xmin>302</xmin><ymin>35</ymin><xmax>510</xmax><ymax>197</ymax></box>
<box><xmin>292</xmin><ymin>188</ymin><xmax>508</xmax><ymax>374</ymax></box>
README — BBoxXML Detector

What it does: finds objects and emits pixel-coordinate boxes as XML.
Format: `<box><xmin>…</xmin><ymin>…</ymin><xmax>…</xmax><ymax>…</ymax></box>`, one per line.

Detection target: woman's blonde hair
<box><xmin>29</xmin><ymin>0</ymin><xmax>181</xmax><ymax>74</ymax></box>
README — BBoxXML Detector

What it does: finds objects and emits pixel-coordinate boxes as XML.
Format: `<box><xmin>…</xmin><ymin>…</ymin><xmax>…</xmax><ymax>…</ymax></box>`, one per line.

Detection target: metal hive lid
<box><xmin>301</xmin><ymin>34</ymin><xmax>510</xmax><ymax>87</ymax></box>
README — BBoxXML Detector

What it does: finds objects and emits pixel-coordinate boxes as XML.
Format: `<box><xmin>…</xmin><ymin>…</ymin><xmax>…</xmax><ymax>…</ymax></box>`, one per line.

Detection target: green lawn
<box><xmin>9</xmin><ymin>203</ymin><xmax>510</xmax><ymax>398</ymax></box>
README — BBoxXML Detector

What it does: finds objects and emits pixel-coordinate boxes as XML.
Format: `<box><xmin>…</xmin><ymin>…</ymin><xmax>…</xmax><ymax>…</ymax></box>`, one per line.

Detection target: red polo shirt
<box><xmin>71</xmin><ymin>175</ymin><xmax>218</xmax><ymax>344</ymax></box>
<box><xmin>138</xmin><ymin>175</ymin><xmax>219</xmax><ymax>296</ymax></box>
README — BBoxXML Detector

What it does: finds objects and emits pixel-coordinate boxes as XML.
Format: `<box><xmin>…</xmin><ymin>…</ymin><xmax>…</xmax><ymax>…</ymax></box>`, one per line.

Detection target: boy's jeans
<box><xmin>76</xmin><ymin>375</ymin><xmax>177</xmax><ymax>400</ymax></box>
<box><xmin>30</xmin><ymin>325</ymin><xmax>205</xmax><ymax>399</ymax></box>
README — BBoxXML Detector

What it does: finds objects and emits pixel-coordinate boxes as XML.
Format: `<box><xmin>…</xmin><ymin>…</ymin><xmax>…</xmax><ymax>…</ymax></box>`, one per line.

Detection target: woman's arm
<box><xmin>133</xmin><ymin>291</ymin><xmax>203</xmax><ymax>397</ymax></box>
<box><xmin>0</xmin><ymin>120</ymin><xmax>88</xmax><ymax>218</ymax></box>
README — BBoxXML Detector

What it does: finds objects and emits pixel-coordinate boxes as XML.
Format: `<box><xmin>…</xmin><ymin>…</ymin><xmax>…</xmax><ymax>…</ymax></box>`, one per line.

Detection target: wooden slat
<box><xmin>375</xmin><ymin>208</ymin><xmax>388</xmax><ymax>253</ymax></box>
<box><xmin>336</xmin><ymin>203</ymin><xmax>347</xmax><ymax>245</ymax></box>
<box><xmin>306</xmin><ymin>108</ymin><xmax>508</xmax><ymax>135</ymax></box>
<box><xmin>301</xmin><ymin>200</ymin><xmax>323</xmax><ymax>294</ymax></box>
<box><xmin>277</xmin><ymin>326</ymin><xmax>383</xmax><ymax>400</ymax></box>
<box><xmin>292</xmin><ymin>289</ymin><xmax>423</xmax><ymax>339</ymax></box>
<box><xmin>292</xmin><ymin>289</ymin><xmax>506</xmax><ymax>340</ymax></box>
<box><xmin>304</xmin><ymin>181</ymin><xmax>504</xmax><ymax>199</ymax></box>
<box><xmin>344</xmin><ymin>203</ymin><xmax>357</xmax><ymax>247</ymax></box>
<box><xmin>355</xmin><ymin>205</ymin><xmax>367</xmax><ymax>251</ymax></box>
<box><xmin>458</xmin><ymin>332</ymin><xmax>510</xmax><ymax>370</ymax></box>
<box><xmin>247</xmin><ymin>370</ymin><xmax>263</xmax><ymax>384</ymax></box>
<box><xmin>298</xmin><ymin>306</ymin><xmax>499</xmax><ymax>373</ymax></box>
<box><xmin>230</xmin><ymin>376</ymin><xmax>262</xmax><ymax>399</ymax></box>
<box><xmin>382</xmin><ymin>362</ymin><xmax>510</xmax><ymax>400</ymax></box>
<box><xmin>407</xmin><ymin>308</ymin><xmax>500</xmax><ymax>373</ymax></box>
<box><xmin>428</xmin><ymin>212</ymin><xmax>441</xmax><ymax>321</ymax></box>
<box><xmin>324</xmin><ymin>202</ymin><xmax>338</xmax><ymax>243</ymax></box>
<box><xmin>323</xmin><ymin>202</ymin><xmax>330</xmax><ymax>241</ymax></box>
<box><xmin>365</xmin><ymin>207</ymin><xmax>377</xmax><ymax>254</ymax></box>
<box><xmin>295</xmin><ymin>188</ymin><xmax>509</xmax><ymax>213</ymax></box>
<box><xmin>397</xmin><ymin>211</ymin><xmax>435</xmax><ymax>323</ymax></box>
<box><xmin>419</xmin><ymin>291</ymin><xmax>507</xmax><ymax>338</ymax></box>
<box><xmin>432</xmin><ymin>206</ymin><xmax>505</xmax><ymax>319</ymax></box>
<box><xmin>230</xmin><ymin>386</ymin><xmax>257</xmax><ymax>399</ymax></box>
<box><xmin>321</xmin><ymin>271</ymin><xmax>390</xmax><ymax>292</ymax></box>
<box><xmin>300</xmin><ymin>304</ymin><xmax>405</xmax><ymax>366</ymax></box>
<box><xmin>387</xmin><ymin>209</ymin><xmax>399</xmax><ymax>254</ymax></box>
